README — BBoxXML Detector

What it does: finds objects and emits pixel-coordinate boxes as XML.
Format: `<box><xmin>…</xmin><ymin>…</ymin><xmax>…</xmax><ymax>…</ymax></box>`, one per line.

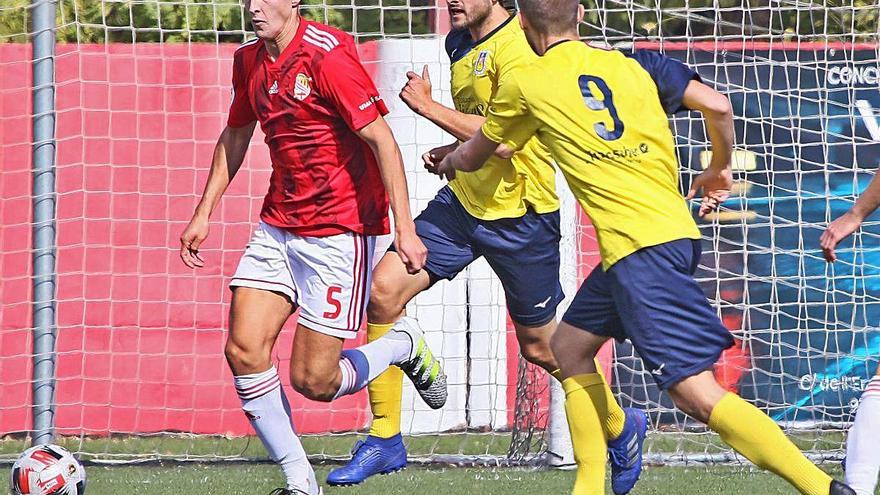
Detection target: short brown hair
<box><xmin>518</xmin><ymin>0</ymin><xmax>579</xmax><ymax>35</ymax></box>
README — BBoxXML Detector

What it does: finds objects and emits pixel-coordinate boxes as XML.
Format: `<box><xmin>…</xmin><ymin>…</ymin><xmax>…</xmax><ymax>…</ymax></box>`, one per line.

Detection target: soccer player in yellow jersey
<box><xmin>327</xmin><ymin>1</ymin><xmax>645</xmax><ymax>491</ymax></box>
<box><xmin>436</xmin><ymin>1</ymin><xmax>859</xmax><ymax>494</ymax></box>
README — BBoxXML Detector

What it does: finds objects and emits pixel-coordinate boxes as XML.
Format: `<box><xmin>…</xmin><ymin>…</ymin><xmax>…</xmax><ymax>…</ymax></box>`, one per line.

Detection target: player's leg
<box><xmin>476</xmin><ymin>208</ymin><xmax>565</xmax><ymax>374</ymax></box>
<box><xmin>226</xmin><ymin>223</ymin><xmax>316</xmax><ymax>495</ymax></box>
<box><xmin>480</xmin><ymin>209</ymin><xmax>643</xmax><ymax>494</ymax></box>
<box><xmin>362</xmin><ymin>252</ymin><xmax>432</xmax><ymax>439</ymax></box>
<box><xmin>553</xmin><ymin>263</ymin><xmax>647</xmax><ymax>495</ymax></box>
<box><xmin>550</xmin><ymin>321</ymin><xmax>612</xmax><ymax>495</ymax></box>
<box><xmin>286</xmin><ymin>231</ymin><xmax>446</xmax><ymax>406</ymax></box>
<box><xmin>667</xmin><ymin>371</ymin><xmax>850</xmax><ymax>495</ymax></box>
<box><xmin>844</xmin><ymin>366</ymin><xmax>880</xmax><ymax>495</ymax></box>
<box><xmin>324</xmin><ymin>255</ymin><xmax>429</xmax><ymax>486</ymax></box>
<box><xmin>610</xmin><ymin>238</ymin><xmax>850</xmax><ymax>495</ymax></box>
<box><xmin>513</xmin><ymin>320</ymin><xmax>559</xmax><ymax>374</ymax></box>
<box><xmin>329</xmin><ymin>186</ymin><xmax>478</xmax><ymax>485</ymax></box>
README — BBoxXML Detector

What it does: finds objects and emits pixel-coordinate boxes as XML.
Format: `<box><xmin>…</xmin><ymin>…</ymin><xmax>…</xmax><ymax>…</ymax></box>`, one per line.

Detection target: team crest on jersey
<box><xmin>294</xmin><ymin>73</ymin><xmax>312</xmax><ymax>101</ymax></box>
<box><xmin>474</xmin><ymin>50</ymin><xmax>490</xmax><ymax>76</ymax></box>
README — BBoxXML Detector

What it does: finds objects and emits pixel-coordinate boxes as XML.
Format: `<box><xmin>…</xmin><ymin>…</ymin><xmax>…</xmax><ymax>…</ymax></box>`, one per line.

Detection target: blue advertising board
<box><xmin>613</xmin><ymin>44</ymin><xmax>880</xmax><ymax>425</ymax></box>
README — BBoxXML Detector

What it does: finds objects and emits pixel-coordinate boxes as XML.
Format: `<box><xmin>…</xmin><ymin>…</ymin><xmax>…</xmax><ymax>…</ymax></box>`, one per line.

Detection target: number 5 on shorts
<box><xmin>324</xmin><ymin>286</ymin><xmax>343</xmax><ymax>319</ymax></box>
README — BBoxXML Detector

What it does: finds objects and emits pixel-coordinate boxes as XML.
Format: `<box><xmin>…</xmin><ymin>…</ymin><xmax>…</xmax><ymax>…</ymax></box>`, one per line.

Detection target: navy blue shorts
<box><xmin>403</xmin><ymin>186</ymin><xmax>564</xmax><ymax>327</ymax></box>
<box><xmin>562</xmin><ymin>238</ymin><xmax>734</xmax><ymax>390</ymax></box>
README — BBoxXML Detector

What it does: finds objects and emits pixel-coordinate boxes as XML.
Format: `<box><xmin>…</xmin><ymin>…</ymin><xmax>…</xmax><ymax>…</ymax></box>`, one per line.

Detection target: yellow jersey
<box><xmin>445</xmin><ymin>16</ymin><xmax>559</xmax><ymax>220</ymax></box>
<box><xmin>482</xmin><ymin>41</ymin><xmax>701</xmax><ymax>269</ymax></box>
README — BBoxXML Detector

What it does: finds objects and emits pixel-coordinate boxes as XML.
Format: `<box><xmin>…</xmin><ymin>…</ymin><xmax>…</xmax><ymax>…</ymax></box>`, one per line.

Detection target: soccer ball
<box><xmin>10</xmin><ymin>445</ymin><xmax>86</xmax><ymax>495</ymax></box>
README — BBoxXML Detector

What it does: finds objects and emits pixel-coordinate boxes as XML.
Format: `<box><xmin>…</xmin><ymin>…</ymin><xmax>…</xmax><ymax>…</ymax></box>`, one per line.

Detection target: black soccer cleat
<box><xmin>269</xmin><ymin>489</ymin><xmax>322</xmax><ymax>495</ymax></box>
<box><xmin>829</xmin><ymin>480</ymin><xmax>856</xmax><ymax>495</ymax></box>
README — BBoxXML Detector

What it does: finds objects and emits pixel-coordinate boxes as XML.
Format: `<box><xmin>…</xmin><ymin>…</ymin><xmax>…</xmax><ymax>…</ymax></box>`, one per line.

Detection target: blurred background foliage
<box><xmin>0</xmin><ymin>0</ymin><xmax>877</xmax><ymax>43</ymax></box>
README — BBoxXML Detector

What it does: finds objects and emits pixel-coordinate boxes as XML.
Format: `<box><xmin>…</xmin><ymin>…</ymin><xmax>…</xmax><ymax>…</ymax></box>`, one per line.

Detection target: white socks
<box><xmin>235</xmin><ymin>367</ymin><xmax>317</xmax><ymax>494</ymax></box>
<box><xmin>846</xmin><ymin>375</ymin><xmax>880</xmax><ymax>495</ymax></box>
<box><xmin>334</xmin><ymin>330</ymin><xmax>413</xmax><ymax>399</ymax></box>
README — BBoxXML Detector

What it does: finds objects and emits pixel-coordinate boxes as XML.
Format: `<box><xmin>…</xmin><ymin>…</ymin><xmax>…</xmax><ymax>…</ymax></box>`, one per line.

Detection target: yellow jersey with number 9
<box><xmin>445</xmin><ymin>16</ymin><xmax>559</xmax><ymax>220</ymax></box>
<box><xmin>482</xmin><ymin>41</ymin><xmax>701</xmax><ymax>269</ymax></box>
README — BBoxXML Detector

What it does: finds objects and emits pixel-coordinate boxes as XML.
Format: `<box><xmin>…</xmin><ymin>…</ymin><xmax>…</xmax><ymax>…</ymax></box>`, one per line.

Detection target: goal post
<box><xmin>1</xmin><ymin>0</ymin><xmax>879</xmax><ymax>468</ymax></box>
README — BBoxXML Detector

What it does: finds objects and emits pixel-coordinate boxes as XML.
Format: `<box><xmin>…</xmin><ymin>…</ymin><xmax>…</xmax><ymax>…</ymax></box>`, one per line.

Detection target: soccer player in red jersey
<box><xmin>178</xmin><ymin>1</ymin><xmax>447</xmax><ymax>493</ymax></box>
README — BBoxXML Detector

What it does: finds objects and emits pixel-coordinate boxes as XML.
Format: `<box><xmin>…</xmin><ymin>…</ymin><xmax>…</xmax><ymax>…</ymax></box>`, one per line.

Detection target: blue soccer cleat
<box><xmin>608</xmin><ymin>407</ymin><xmax>648</xmax><ymax>495</ymax></box>
<box><xmin>326</xmin><ymin>435</ymin><xmax>407</xmax><ymax>486</ymax></box>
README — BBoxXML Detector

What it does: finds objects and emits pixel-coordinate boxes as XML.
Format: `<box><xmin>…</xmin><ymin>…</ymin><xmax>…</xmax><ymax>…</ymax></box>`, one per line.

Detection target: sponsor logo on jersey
<box><xmin>583</xmin><ymin>142</ymin><xmax>649</xmax><ymax>163</ymax></box>
<box><xmin>358</xmin><ymin>95</ymin><xmax>381</xmax><ymax>111</ymax></box>
<box><xmin>474</xmin><ymin>50</ymin><xmax>490</xmax><ymax>76</ymax></box>
<box><xmin>294</xmin><ymin>73</ymin><xmax>312</xmax><ymax>101</ymax></box>
<box><xmin>268</xmin><ymin>80</ymin><xmax>279</xmax><ymax>95</ymax></box>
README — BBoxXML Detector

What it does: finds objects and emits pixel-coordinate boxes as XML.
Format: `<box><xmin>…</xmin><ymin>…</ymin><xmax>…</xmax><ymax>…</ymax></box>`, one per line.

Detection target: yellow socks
<box><xmin>366</xmin><ymin>322</ymin><xmax>404</xmax><ymax>439</ymax></box>
<box><xmin>563</xmin><ymin>374</ymin><xmax>608</xmax><ymax>495</ymax></box>
<box><xmin>555</xmin><ymin>360</ymin><xmax>625</xmax><ymax>442</ymax></box>
<box><xmin>708</xmin><ymin>392</ymin><xmax>832</xmax><ymax>495</ymax></box>
<box><xmin>594</xmin><ymin>359</ymin><xmax>626</xmax><ymax>440</ymax></box>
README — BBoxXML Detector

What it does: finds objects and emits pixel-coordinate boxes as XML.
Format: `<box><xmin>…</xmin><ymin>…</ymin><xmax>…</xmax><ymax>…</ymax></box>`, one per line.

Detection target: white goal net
<box><xmin>0</xmin><ymin>0</ymin><xmax>878</xmax><ymax>466</ymax></box>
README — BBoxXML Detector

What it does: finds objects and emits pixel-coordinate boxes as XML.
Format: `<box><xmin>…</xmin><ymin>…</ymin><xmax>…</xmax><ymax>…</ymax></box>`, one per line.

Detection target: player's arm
<box><xmin>681</xmin><ymin>80</ymin><xmax>735</xmax><ymax>216</ymax></box>
<box><xmin>180</xmin><ymin>50</ymin><xmax>258</xmax><ymax>269</ymax></box>
<box><xmin>400</xmin><ymin>66</ymin><xmax>512</xmax><ymax>162</ymax></box>
<box><xmin>317</xmin><ymin>42</ymin><xmax>427</xmax><ymax>273</ymax></box>
<box><xmin>432</xmin><ymin>132</ymin><xmax>500</xmax><ymax>180</ymax></box>
<box><xmin>180</xmin><ymin>123</ymin><xmax>256</xmax><ymax>268</ymax></box>
<box><xmin>357</xmin><ymin>117</ymin><xmax>428</xmax><ymax>273</ymax></box>
<box><xmin>821</xmin><ymin>172</ymin><xmax>880</xmax><ymax>262</ymax></box>
<box><xmin>629</xmin><ymin>50</ymin><xmax>735</xmax><ymax>216</ymax></box>
<box><xmin>399</xmin><ymin>65</ymin><xmax>486</xmax><ymax>142</ymax></box>
<box><xmin>436</xmin><ymin>73</ymin><xmax>536</xmax><ymax>179</ymax></box>
<box><xmin>401</xmin><ymin>27</ymin><xmax>518</xmax><ymax>159</ymax></box>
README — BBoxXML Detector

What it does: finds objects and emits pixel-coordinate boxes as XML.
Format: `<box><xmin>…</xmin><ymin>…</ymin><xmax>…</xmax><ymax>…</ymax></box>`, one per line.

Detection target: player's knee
<box><xmin>367</xmin><ymin>274</ymin><xmax>406</xmax><ymax>323</ymax></box>
<box><xmin>667</xmin><ymin>388</ymin><xmax>713</xmax><ymax>424</ymax></box>
<box><xmin>519</xmin><ymin>339</ymin><xmax>557</xmax><ymax>372</ymax></box>
<box><xmin>224</xmin><ymin>340</ymin><xmax>269</xmax><ymax>375</ymax></box>
<box><xmin>549</xmin><ymin>331</ymin><xmax>569</xmax><ymax>363</ymax></box>
<box><xmin>290</xmin><ymin>367</ymin><xmax>337</xmax><ymax>402</ymax></box>
<box><xmin>550</xmin><ymin>330</ymin><xmax>596</xmax><ymax>367</ymax></box>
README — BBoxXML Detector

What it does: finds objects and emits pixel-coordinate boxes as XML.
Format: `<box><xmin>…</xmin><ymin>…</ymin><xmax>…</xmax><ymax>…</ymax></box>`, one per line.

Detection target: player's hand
<box><xmin>686</xmin><ymin>166</ymin><xmax>733</xmax><ymax>217</ymax></box>
<box><xmin>434</xmin><ymin>153</ymin><xmax>458</xmax><ymax>181</ymax></box>
<box><xmin>423</xmin><ymin>143</ymin><xmax>458</xmax><ymax>178</ymax></box>
<box><xmin>400</xmin><ymin>65</ymin><xmax>434</xmax><ymax>116</ymax></box>
<box><xmin>820</xmin><ymin>211</ymin><xmax>863</xmax><ymax>263</ymax></box>
<box><xmin>180</xmin><ymin>214</ymin><xmax>209</xmax><ymax>268</ymax></box>
<box><xmin>394</xmin><ymin>227</ymin><xmax>428</xmax><ymax>274</ymax></box>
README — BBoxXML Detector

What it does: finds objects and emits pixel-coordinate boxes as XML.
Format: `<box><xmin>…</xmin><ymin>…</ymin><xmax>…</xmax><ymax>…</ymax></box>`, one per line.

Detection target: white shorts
<box><xmin>230</xmin><ymin>222</ymin><xmax>393</xmax><ymax>339</ymax></box>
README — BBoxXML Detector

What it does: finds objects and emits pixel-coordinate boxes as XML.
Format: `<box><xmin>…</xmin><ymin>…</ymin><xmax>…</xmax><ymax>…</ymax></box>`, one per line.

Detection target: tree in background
<box><xmin>0</xmin><ymin>0</ymin><xmax>435</xmax><ymax>43</ymax></box>
<box><xmin>581</xmin><ymin>0</ymin><xmax>878</xmax><ymax>42</ymax></box>
<box><xmin>0</xmin><ymin>1</ymin><xmax>877</xmax><ymax>44</ymax></box>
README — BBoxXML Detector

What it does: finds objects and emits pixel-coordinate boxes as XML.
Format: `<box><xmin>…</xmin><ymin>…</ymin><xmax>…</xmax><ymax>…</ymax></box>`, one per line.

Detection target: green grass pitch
<box><xmin>1</xmin><ymin>435</ymin><xmax>863</xmax><ymax>494</ymax></box>
<box><xmin>0</xmin><ymin>462</ymin><xmax>850</xmax><ymax>494</ymax></box>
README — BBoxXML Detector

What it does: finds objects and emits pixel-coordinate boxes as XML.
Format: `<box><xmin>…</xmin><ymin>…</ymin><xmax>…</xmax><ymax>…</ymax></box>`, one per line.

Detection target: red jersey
<box><xmin>228</xmin><ymin>19</ymin><xmax>391</xmax><ymax>236</ymax></box>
